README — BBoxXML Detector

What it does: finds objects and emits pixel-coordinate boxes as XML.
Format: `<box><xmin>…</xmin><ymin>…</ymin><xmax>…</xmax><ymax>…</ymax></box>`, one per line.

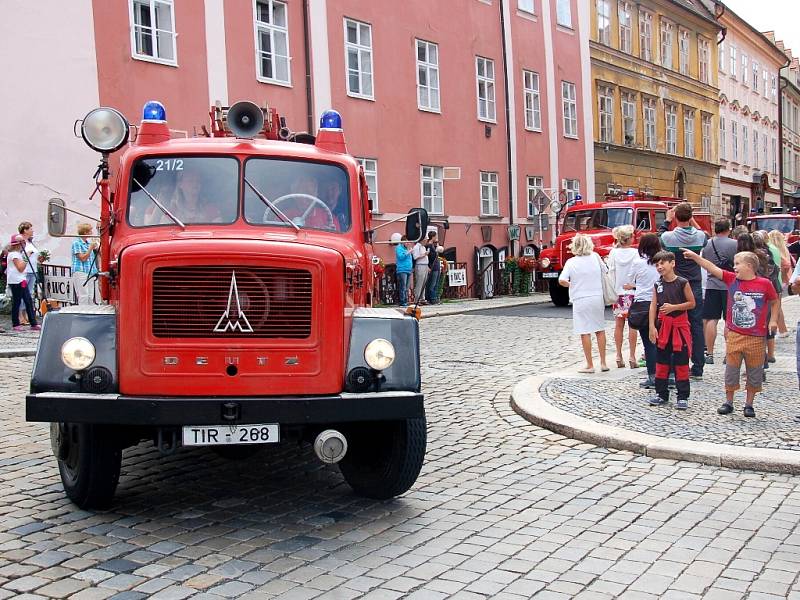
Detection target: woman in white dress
<box><xmin>608</xmin><ymin>225</ymin><xmax>639</xmax><ymax>368</ymax></box>
<box><xmin>559</xmin><ymin>234</ymin><xmax>608</xmax><ymax>373</ymax></box>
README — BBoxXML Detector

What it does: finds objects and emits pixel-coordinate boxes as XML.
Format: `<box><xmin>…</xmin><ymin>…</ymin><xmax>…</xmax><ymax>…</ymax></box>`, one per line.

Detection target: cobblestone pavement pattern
<box><xmin>3</xmin><ymin>303</ymin><xmax>800</xmax><ymax>599</ymax></box>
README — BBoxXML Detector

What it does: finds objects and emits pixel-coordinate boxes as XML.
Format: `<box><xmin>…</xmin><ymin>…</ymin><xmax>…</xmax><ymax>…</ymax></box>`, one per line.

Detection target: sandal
<box><xmin>616</xmin><ymin>359</ymin><xmax>625</xmax><ymax>368</ymax></box>
<box><xmin>578</xmin><ymin>367</ymin><xmax>595</xmax><ymax>374</ymax></box>
<box><xmin>600</xmin><ymin>365</ymin><xmax>610</xmax><ymax>372</ymax></box>
<box><xmin>629</xmin><ymin>359</ymin><xmax>638</xmax><ymax>369</ymax></box>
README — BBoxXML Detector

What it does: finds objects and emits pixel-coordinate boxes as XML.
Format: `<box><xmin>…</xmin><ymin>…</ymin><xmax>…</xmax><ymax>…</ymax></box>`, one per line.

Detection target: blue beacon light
<box><xmin>320</xmin><ymin>110</ymin><xmax>342</xmax><ymax>130</ymax></box>
<box><xmin>142</xmin><ymin>100</ymin><xmax>167</xmax><ymax>122</ymax></box>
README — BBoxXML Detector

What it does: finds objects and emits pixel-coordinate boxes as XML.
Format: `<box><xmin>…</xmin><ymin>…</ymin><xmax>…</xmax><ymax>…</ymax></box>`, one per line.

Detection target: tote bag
<box><xmin>595</xmin><ymin>253</ymin><xmax>617</xmax><ymax>306</ymax></box>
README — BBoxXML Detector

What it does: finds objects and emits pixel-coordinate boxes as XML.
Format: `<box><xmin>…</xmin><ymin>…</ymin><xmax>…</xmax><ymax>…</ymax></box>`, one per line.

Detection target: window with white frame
<box><xmin>476</xmin><ymin>56</ymin><xmax>496</xmax><ymax>122</ymax></box>
<box><xmin>345</xmin><ymin>18</ymin><xmax>373</xmax><ymax>99</ymax></box>
<box><xmin>719</xmin><ymin>40</ymin><xmax>725</xmax><ymax>73</ymax></box>
<box><xmin>131</xmin><ymin>0</ymin><xmax>176</xmax><ymax>63</ymax></box>
<box><xmin>523</xmin><ymin>70</ymin><xmax>541</xmax><ymax>131</ymax></box>
<box><xmin>752</xmin><ymin>61</ymin><xmax>759</xmax><ymax>91</ymax></box>
<box><xmin>794</xmin><ymin>105</ymin><xmax>799</xmax><ymax>132</ymax></box>
<box><xmin>421</xmin><ymin>166</ymin><xmax>444</xmax><ymax>215</ymax></box>
<box><xmin>773</xmin><ymin>136</ymin><xmax>778</xmax><ymax>173</ymax></box>
<box><xmin>702</xmin><ymin>113</ymin><xmax>711</xmax><ymax>162</ymax></box>
<box><xmin>679</xmin><ymin>29</ymin><xmax>690</xmax><ymax>75</ymax></box>
<box><xmin>564</xmin><ymin>179</ymin><xmax>580</xmax><ymax>203</ymax></box>
<box><xmin>764</xmin><ymin>69</ymin><xmax>769</xmax><ymax>98</ymax></box>
<box><xmin>639</xmin><ymin>11</ymin><xmax>652</xmax><ymax>62</ymax></box>
<box><xmin>357</xmin><ymin>157</ymin><xmax>378</xmax><ymax>212</ymax></box>
<box><xmin>599</xmin><ymin>86</ymin><xmax>614</xmax><ymax>143</ymax></box>
<box><xmin>665</xmin><ymin>104</ymin><xmax>677</xmax><ymax>154</ymax></box>
<box><xmin>480</xmin><ymin>172</ymin><xmax>500</xmax><ymax>216</ymax></box>
<box><xmin>518</xmin><ymin>0</ymin><xmax>534</xmax><ymax>13</ymax></box>
<box><xmin>562</xmin><ymin>81</ymin><xmax>578</xmax><ymax>138</ymax></box>
<box><xmin>597</xmin><ymin>0</ymin><xmax>610</xmax><ymax>45</ymax></box>
<box><xmin>731</xmin><ymin>121</ymin><xmax>738</xmax><ymax>162</ymax></box>
<box><xmin>730</xmin><ymin>45</ymin><xmax>737</xmax><ymax>77</ymax></box>
<box><xmin>618</xmin><ymin>2</ymin><xmax>632</xmax><ymax>54</ymax></box>
<box><xmin>556</xmin><ymin>0</ymin><xmax>572</xmax><ymax>27</ymax></box>
<box><xmin>763</xmin><ymin>132</ymin><xmax>768</xmax><ymax>170</ymax></box>
<box><xmin>742</xmin><ymin>125</ymin><xmax>748</xmax><ymax>165</ymax></box>
<box><xmin>741</xmin><ymin>54</ymin><xmax>748</xmax><ymax>84</ymax></box>
<box><xmin>684</xmin><ymin>108</ymin><xmax>695</xmax><ymax>158</ymax></box>
<box><xmin>771</xmin><ymin>75</ymin><xmax>777</xmax><ymax>100</ymax></box>
<box><xmin>644</xmin><ymin>97</ymin><xmax>656</xmax><ymax>151</ymax></box>
<box><xmin>622</xmin><ymin>92</ymin><xmax>636</xmax><ymax>146</ymax></box>
<box><xmin>660</xmin><ymin>19</ymin><xmax>674</xmax><ymax>69</ymax></box>
<box><xmin>720</xmin><ymin>116</ymin><xmax>726</xmax><ymax>160</ymax></box>
<box><xmin>416</xmin><ymin>39</ymin><xmax>440</xmax><ymax>112</ymax></box>
<box><xmin>526</xmin><ymin>176</ymin><xmax>544</xmax><ymax>218</ymax></box>
<box><xmin>699</xmin><ymin>37</ymin><xmax>710</xmax><ymax>84</ymax></box>
<box><xmin>255</xmin><ymin>0</ymin><xmax>290</xmax><ymax>84</ymax></box>
<box><xmin>753</xmin><ymin>130</ymin><xmax>759</xmax><ymax>169</ymax></box>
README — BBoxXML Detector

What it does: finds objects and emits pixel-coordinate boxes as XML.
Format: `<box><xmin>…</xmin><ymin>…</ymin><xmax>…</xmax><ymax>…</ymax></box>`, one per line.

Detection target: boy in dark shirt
<box><xmin>648</xmin><ymin>251</ymin><xmax>696</xmax><ymax>409</ymax></box>
<box><xmin>683</xmin><ymin>249</ymin><xmax>778</xmax><ymax>418</ymax></box>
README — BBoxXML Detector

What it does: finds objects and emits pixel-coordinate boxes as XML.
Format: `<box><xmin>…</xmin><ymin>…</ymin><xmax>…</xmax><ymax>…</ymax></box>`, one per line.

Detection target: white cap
<box><xmin>390</xmin><ymin>232</ymin><xmax>402</xmax><ymax>243</ymax></box>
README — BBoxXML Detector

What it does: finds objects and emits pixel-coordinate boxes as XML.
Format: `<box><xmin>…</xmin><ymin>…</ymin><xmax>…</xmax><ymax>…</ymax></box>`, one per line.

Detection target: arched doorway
<box><xmin>474</xmin><ymin>244</ymin><xmax>496</xmax><ymax>299</ymax></box>
<box><xmin>673</xmin><ymin>166</ymin><xmax>687</xmax><ymax>199</ymax></box>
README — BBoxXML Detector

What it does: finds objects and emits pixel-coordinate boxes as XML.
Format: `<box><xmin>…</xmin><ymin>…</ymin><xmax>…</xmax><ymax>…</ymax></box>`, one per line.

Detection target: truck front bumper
<box><xmin>26</xmin><ymin>391</ymin><xmax>424</xmax><ymax>425</ymax></box>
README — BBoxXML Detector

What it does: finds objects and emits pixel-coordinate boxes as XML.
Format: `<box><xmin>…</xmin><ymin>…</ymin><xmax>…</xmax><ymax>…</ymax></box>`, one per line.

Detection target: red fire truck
<box><xmin>536</xmin><ymin>193</ymin><xmax>711</xmax><ymax>306</ymax></box>
<box><xmin>27</xmin><ymin>101</ymin><xmax>427</xmax><ymax>509</ymax></box>
<box><xmin>746</xmin><ymin>209</ymin><xmax>800</xmax><ymax>245</ymax></box>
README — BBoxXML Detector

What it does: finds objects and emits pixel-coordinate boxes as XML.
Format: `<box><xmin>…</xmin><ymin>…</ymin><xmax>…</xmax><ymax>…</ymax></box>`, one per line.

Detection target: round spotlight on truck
<box><xmin>364</xmin><ymin>338</ymin><xmax>395</xmax><ymax>371</ymax></box>
<box><xmin>81</xmin><ymin>107</ymin><xmax>129</xmax><ymax>153</ymax></box>
<box><xmin>60</xmin><ymin>337</ymin><xmax>96</xmax><ymax>371</ymax></box>
<box><xmin>540</xmin><ymin>257</ymin><xmax>551</xmax><ymax>269</ymax></box>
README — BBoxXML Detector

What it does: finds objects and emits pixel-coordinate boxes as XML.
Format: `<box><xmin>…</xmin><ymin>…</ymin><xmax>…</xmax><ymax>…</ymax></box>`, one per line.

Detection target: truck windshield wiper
<box><xmin>132</xmin><ymin>177</ymin><xmax>185</xmax><ymax>229</ymax></box>
<box><xmin>244</xmin><ymin>177</ymin><xmax>300</xmax><ymax>232</ymax></box>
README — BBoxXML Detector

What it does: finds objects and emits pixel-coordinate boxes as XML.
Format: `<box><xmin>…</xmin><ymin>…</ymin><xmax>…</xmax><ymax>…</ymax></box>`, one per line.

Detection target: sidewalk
<box><xmin>0</xmin><ymin>292</ymin><xmax>550</xmax><ymax>357</ymax></box>
<box><xmin>512</xmin><ymin>295</ymin><xmax>800</xmax><ymax>474</ymax></box>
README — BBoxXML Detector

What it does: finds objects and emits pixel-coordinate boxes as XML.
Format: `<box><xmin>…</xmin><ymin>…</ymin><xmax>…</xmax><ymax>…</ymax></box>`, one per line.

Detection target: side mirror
<box><xmin>48</xmin><ymin>198</ymin><xmax>67</xmax><ymax>236</ymax></box>
<box><xmin>405</xmin><ymin>208</ymin><xmax>429</xmax><ymax>242</ymax></box>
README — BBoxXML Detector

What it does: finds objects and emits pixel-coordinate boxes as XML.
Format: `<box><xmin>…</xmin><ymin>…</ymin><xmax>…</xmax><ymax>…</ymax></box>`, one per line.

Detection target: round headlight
<box><xmin>81</xmin><ymin>107</ymin><xmax>130</xmax><ymax>153</ymax></box>
<box><xmin>60</xmin><ymin>337</ymin><xmax>96</xmax><ymax>371</ymax></box>
<box><xmin>540</xmin><ymin>257</ymin><xmax>551</xmax><ymax>269</ymax></box>
<box><xmin>364</xmin><ymin>338</ymin><xmax>395</xmax><ymax>371</ymax></box>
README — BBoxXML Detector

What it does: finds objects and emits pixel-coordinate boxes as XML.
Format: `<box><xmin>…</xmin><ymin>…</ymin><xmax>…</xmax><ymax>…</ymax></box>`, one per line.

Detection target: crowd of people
<box><xmin>558</xmin><ymin>201</ymin><xmax>796</xmax><ymax>418</ymax></box>
<box><xmin>391</xmin><ymin>230</ymin><xmax>444</xmax><ymax>307</ymax></box>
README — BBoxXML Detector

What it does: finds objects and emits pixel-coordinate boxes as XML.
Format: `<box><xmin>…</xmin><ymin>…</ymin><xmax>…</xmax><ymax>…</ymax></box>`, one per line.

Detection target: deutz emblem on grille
<box><xmin>214</xmin><ymin>271</ymin><xmax>254</xmax><ymax>333</ymax></box>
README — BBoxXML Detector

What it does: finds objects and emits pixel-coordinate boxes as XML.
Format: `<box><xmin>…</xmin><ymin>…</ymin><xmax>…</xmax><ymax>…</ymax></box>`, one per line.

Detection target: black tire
<box><xmin>339</xmin><ymin>417</ymin><xmax>427</xmax><ymax>500</ymax></box>
<box><xmin>211</xmin><ymin>445</ymin><xmax>263</xmax><ymax>460</ymax></box>
<box><xmin>53</xmin><ymin>423</ymin><xmax>122</xmax><ymax>510</ymax></box>
<box><xmin>548</xmin><ymin>277</ymin><xmax>570</xmax><ymax>306</ymax></box>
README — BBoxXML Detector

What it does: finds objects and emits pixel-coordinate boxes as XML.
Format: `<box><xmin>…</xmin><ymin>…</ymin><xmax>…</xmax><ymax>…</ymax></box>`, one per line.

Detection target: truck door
<box><xmin>654</xmin><ymin>209</ymin><xmax>667</xmax><ymax>232</ymax></box>
<box><xmin>634</xmin><ymin>210</ymin><xmax>652</xmax><ymax>241</ymax></box>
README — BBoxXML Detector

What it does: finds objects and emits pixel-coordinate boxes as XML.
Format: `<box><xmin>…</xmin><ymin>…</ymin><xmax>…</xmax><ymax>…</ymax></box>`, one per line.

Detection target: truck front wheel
<box><xmin>52</xmin><ymin>423</ymin><xmax>122</xmax><ymax>510</ymax></box>
<box><xmin>339</xmin><ymin>417</ymin><xmax>427</xmax><ymax>499</ymax></box>
<box><xmin>548</xmin><ymin>277</ymin><xmax>570</xmax><ymax>307</ymax></box>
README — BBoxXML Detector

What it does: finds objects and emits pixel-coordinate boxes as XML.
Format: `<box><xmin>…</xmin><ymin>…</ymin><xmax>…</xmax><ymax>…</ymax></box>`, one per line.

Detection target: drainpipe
<box><xmin>778</xmin><ymin>52</ymin><xmax>791</xmax><ymax>207</ymax></box>
<box><xmin>499</xmin><ymin>0</ymin><xmax>516</xmax><ymax>255</ymax></box>
<box><xmin>302</xmin><ymin>0</ymin><xmax>315</xmax><ymax>133</ymax></box>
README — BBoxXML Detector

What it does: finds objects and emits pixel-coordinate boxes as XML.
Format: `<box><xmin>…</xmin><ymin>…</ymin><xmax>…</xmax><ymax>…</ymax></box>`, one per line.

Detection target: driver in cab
<box><xmin>266</xmin><ymin>174</ymin><xmax>347</xmax><ymax>231</ymax></box>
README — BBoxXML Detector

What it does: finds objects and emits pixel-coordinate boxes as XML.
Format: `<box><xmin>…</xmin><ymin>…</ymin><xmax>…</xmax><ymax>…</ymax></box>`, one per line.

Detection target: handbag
<box><xmin>627</xmin><ymin>300</ymin><xmax>650</xmax><ymax>331</ymax></box>
<box><xmin>595</xmin><ymin>253</ymin><xmax>617</xmax><ymax>305</ymax></box>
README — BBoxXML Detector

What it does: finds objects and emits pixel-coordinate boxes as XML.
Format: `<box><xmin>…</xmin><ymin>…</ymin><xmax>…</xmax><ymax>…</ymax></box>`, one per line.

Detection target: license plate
<box><xmin>541</xmin><ymin>272</ymin><xmax>560</xmax><ymax>278</ymax></box>
<box><xmin>182</xmin><ymin>424</ymin><xmax>280</xmax><ymax>446</ymax></box>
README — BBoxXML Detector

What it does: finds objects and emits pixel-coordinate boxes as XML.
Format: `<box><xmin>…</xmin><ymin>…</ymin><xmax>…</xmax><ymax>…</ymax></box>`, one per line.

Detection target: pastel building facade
<box><xmin>776</xmin><ymin>46</ymin><xmax>800</xmax><ymax>206</ymax></box>
<box><xmin>1</xmin><ymin>0</ymin><xmax>593</xmax><ymax>297</ymax></box>
<box><xmin>716</xmin><ymin>8</ymin><xmax>784</xmax><ymax>218</ymax></box>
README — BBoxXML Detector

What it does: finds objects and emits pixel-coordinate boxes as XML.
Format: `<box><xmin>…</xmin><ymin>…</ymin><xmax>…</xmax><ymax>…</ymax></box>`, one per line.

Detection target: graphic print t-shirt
<box><xmin>721</xmin><ymin>271</ymin><xmax>777</xmax><ymax>337</ymax></box>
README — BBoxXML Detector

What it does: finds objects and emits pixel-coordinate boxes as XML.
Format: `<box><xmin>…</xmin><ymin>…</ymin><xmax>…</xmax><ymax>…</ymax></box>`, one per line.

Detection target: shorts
<box><xmin>702</xmin><ymin>288</ymin><xmax>727</xmax><ymax>320</ymax></box>
<box><xmin>725</xmin><ymin>331</ymin><xmax>766</xmax><ymax>392</ymax></box>
<box><xmin>612</xmin><ymin>294</ymin><xmax>634</xmax><ymax>318</ymax></box>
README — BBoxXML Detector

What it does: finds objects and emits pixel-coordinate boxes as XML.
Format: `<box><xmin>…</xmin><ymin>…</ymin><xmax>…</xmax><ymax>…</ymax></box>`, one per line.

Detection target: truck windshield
<box><xmin>750</xmin><ymin>217</ymin><xmax>795</xmax><ymax>234</ymax></box>
<box><xmin>243</xmin><ymin>158</ymin><xmax>351</xmax><ymax>232</ymax></box>
<box><xmin>562</xmin><ymin>208</ymin><xmax>632</xmax><ymax>232</ymax></box>
<box><xmin>128</xmin><ymin>157</ymin><xmax>239</xmax><ymax>227</ymax></box>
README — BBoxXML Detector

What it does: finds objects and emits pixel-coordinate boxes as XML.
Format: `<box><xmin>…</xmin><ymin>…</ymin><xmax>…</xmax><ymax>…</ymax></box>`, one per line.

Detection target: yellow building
<box><xmin>590</xmin><ymin>0</ymin><xmax>721</xmax><ymax>208</ymax></box>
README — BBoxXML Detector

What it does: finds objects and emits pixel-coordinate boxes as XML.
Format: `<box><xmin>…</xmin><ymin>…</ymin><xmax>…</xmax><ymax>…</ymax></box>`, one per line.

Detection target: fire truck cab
<box><xmin>27</xmin><ymin>101</ymin><xmax>427</xmax><ymax>509</ymax></box>
<box><xmin>746</xmin><ymin>209</ymin><xmax>800</xmax><ymax>246</ymax></box>
<box><xmin>536</xmin><ymin>193</ymin><xmax>711</xmax><ymax>306</ymax></box>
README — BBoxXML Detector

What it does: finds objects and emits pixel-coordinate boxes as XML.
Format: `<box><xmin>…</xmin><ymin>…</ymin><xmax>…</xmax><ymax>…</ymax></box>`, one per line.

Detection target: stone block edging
<box><xmin>0</xmin><ymin>348</ymin><xmax>37</xmax><ymax>358</ymax></box>
<box><xmin>511</xmin><ymin>375</ymin><xmax>800</xmax><ymax>475</ymax></box>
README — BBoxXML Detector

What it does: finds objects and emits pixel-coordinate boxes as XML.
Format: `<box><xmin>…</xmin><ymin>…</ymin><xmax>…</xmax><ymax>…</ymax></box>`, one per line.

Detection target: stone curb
<box><xmin>0</xmin><ymin>348</ymin><xmax>37</xmax><ymax>358</ymax></box>
<box><xmin>420</xmin><ymin>294</ymin><xmax>550</xmax><ymax>319</ymax></box>
<box><xmin>511</xmin><ymin>375</ymin><xmax>800</xmax><ymax>475</ymax></box>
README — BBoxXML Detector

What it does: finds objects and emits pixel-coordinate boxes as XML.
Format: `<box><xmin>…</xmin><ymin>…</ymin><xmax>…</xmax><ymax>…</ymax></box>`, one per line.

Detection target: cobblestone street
<box><xmin>3</xmin><ymin>301</ymin><xmax>800</xmax><ymax>599</ymax></box>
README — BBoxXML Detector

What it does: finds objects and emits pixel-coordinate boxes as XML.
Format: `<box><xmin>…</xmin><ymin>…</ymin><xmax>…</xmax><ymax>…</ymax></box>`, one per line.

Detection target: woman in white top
<box><xmin>559</xmin><ymin>234</ymin><xmax>608</xmax><ymax>373</ymax></box>
<box><xmin>608</xmin><ymin>225</ymin><xmax>639</xmax><ymax>369</ymax></box>
<box><xmin>16</xmin><ymin>221</ymin><xmax>39</xmax><ymax>324</ymax></box>
<box><xmin>625</xmin><ymin>233</ymin><xmax>662</xmax><ymax>388</ymax></box>
<box><xmin>5</xmin><ymin>235</ymin><xmax>39</xmax><ymax>331</ymax></box>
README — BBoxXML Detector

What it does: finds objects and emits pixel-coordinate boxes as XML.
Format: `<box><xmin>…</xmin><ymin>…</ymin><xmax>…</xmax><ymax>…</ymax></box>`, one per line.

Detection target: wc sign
<box><xmin>45</xmin><ymin>274</ymin><xmax>73</xmax><ymax>303</ymax></box>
